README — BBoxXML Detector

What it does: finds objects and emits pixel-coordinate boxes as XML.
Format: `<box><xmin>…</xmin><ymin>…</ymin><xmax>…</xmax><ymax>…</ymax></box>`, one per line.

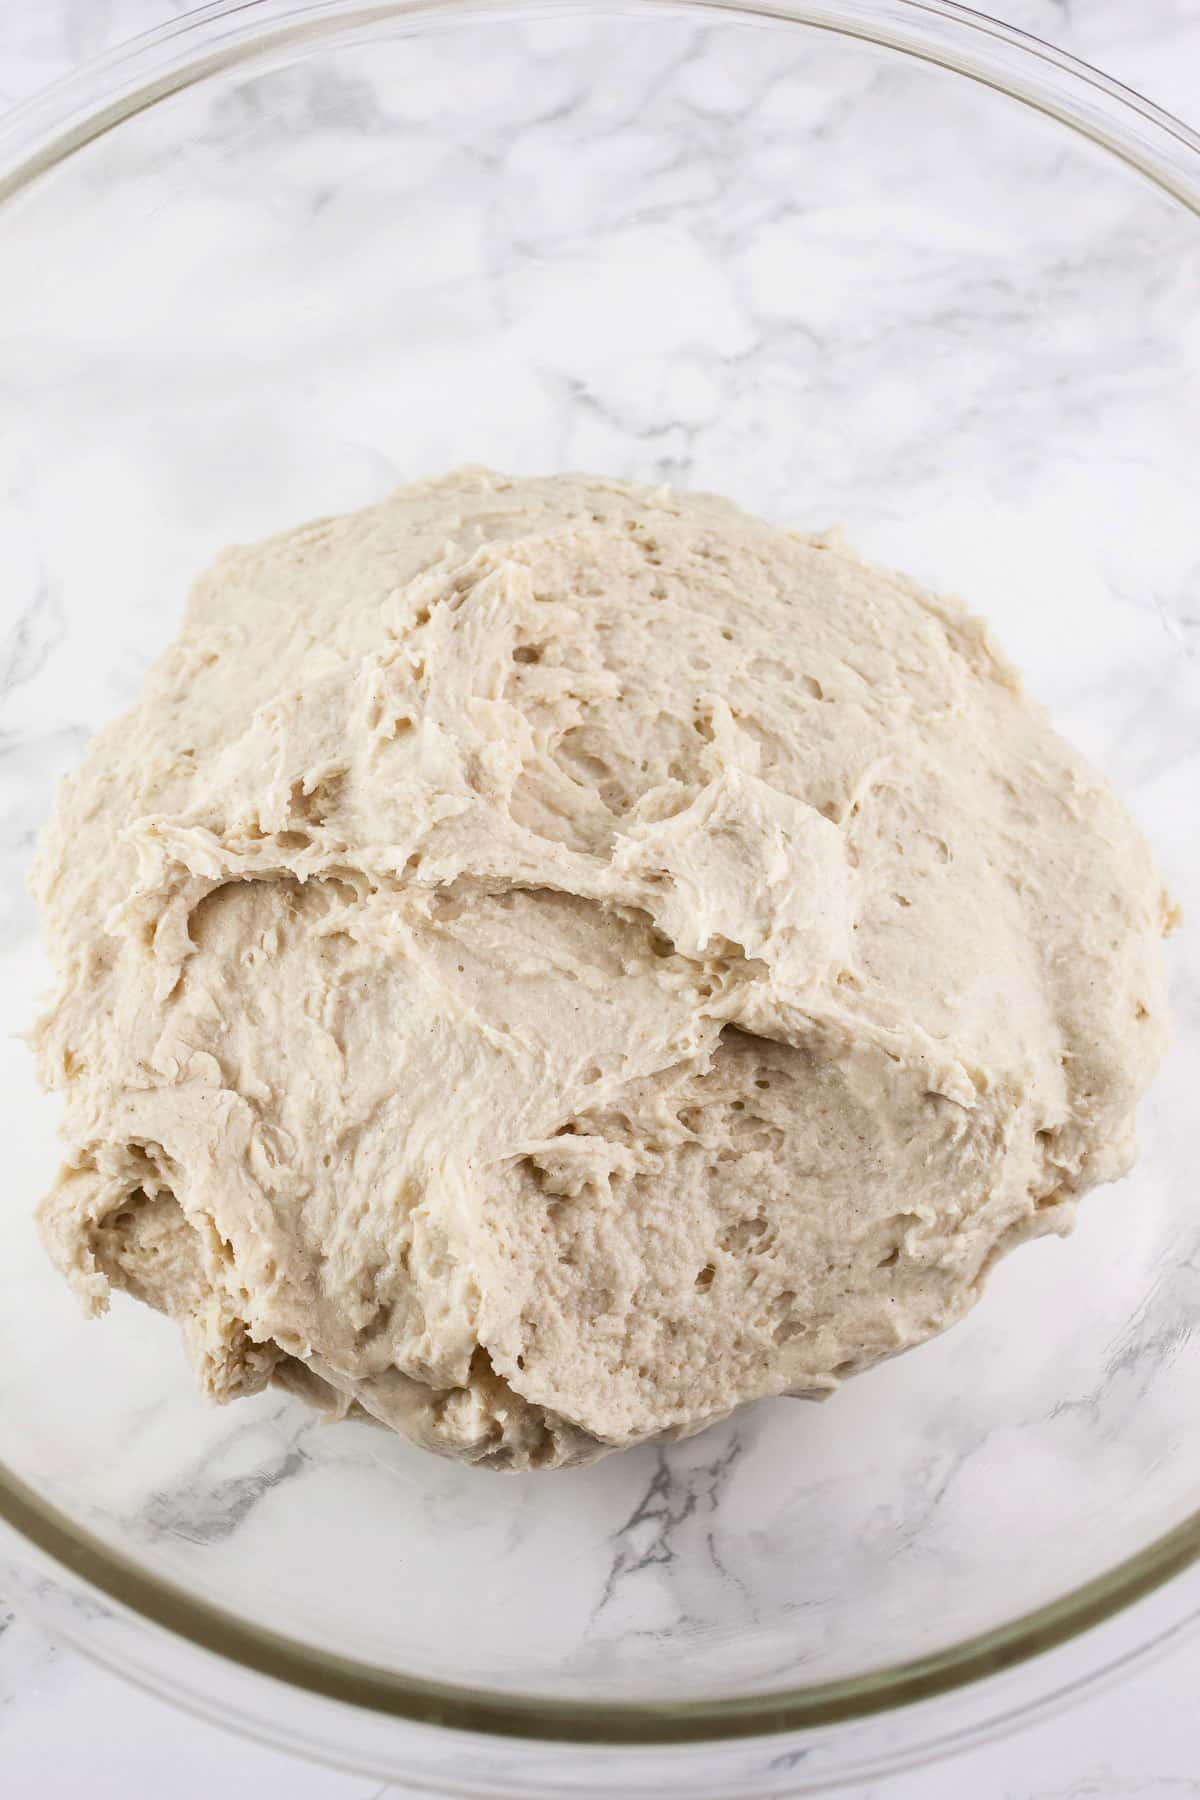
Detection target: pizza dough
<box><xmin>32</xmin><ymin>469</ymin><xmax>1174</xmax><ymax>1469</ymax></box>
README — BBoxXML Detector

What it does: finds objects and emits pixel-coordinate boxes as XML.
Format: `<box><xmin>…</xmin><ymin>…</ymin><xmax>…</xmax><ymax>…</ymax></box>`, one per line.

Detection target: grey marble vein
<box><xmin>596</xmin><ymin>1431</ymin><xmax>746</xmax><ymax>1620</ymax></box>
<box><xmin>132</xmin><ymin>1405</ymin><xmax>315</xmax><ymax>1548</ymax></box>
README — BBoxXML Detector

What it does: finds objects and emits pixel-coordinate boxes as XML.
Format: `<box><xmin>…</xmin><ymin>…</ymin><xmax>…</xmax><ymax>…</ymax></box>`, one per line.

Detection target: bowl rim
<box><xmin>2</xmin><ymin>0</ymin><xmax>1199</xmax><ymax>1750</ymax></box>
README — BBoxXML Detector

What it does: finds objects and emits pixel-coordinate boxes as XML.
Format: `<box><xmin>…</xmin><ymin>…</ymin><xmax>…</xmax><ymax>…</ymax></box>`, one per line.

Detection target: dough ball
<box><xmin>32</xmin><ymin>470</ymin><xmax>1173</xmax><ymax>1469</ymax></box>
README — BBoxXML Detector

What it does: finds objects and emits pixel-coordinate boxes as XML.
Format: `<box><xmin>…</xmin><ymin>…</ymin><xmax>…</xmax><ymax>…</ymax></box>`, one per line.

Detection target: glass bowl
<box><xmin>1</xmin><ymin>2</ymin><xmax>1198</xmax><ymax>1793</ymax></box>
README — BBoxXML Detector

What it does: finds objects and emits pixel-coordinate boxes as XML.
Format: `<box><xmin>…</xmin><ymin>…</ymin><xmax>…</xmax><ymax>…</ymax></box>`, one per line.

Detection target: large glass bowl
<box><xmin>1</xmin><ymin>2</ymin><xmax>1198</xmax><ymax>1793</ymax></box>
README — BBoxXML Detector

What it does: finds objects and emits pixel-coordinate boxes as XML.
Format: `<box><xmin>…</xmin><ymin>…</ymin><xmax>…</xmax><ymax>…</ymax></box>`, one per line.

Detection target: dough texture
<box><xmin>33</xmin><ymin>469</ymin><xmax>1174</xmax><ymax>1470</ymax></box>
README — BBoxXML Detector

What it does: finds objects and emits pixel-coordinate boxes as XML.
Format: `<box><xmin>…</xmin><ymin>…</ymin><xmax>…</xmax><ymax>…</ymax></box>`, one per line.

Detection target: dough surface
<box><xmin>33</xmin><ymin>469</ymin><xmax>1174</xmax><ymax>1469</ymax></box>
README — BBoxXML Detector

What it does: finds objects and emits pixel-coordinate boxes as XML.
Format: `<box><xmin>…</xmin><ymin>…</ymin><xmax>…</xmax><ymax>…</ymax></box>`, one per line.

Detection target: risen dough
<box><xmin>33</xmin><ymin>469</ymin><xmax>1174</xmax><ymax>1469</ymax></box>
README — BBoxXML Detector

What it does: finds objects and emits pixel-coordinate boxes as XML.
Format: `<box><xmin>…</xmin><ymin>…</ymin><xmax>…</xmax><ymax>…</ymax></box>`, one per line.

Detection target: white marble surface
<box><xmin>2</xmin><ymin>1</ymin><xmax>1200</xmax><ymax>1797</ymax></box>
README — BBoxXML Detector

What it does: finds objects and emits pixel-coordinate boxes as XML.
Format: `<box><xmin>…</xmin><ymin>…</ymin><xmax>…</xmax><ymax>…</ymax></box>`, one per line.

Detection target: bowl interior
<box><xmin>1</xmin><ymin>1</ymin><xmax>1199</xmax><ymax>1719</ymax></box>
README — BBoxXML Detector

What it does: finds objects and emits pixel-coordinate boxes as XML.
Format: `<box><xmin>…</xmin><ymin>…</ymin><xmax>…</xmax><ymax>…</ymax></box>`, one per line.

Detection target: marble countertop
<box><xmin>2</xmin><ymin>2</ymin><xmax>1199</xmax><ymax>1796</ymax></box>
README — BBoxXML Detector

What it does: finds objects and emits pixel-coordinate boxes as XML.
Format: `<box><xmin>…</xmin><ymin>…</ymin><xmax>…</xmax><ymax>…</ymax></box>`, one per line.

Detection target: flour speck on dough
<box><xmin>31</xmin><ymin>469</ymin><xmax>1174</xmax><ymax>1469</ymax></box>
